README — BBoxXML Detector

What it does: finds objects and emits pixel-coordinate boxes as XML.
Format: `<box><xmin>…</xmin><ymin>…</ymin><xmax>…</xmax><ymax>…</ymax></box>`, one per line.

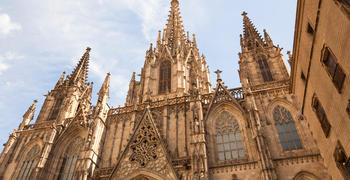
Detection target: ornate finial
<box><xmin>214</xmin><ymin>69</ymin><xmax>222</xmax><ymax>82</ymax></box>
<box><xmin>242</xmin><ymin>11</ymin><xmax>248</xmax><ymax>16</ymax></box>
<box><xmin>171</xmin><ymin>0</ymin><xmax>179</xmax><ymax>6</ymax></box>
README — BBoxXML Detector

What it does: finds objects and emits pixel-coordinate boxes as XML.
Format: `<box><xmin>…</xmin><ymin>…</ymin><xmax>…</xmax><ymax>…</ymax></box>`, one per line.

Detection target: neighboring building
<box><xmin>0</xmin><ymin>0</ymin><xmax>331</xmax><ymax>179</ymax></box>
<box><xmin>291</xmin><ymin>0</ymin><xmax>350</xmax><ymax>179</ymax></box>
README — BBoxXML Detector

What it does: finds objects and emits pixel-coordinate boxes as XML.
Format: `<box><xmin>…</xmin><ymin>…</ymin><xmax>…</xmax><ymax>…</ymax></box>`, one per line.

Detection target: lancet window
<box><xmin>216</xmin><ymin>112</ymin><xmax>245</xmax><ymax>161</ymax></box>
<box><xmin>273</xmin><ymin>105</ymin><xmax>302</xmax><ymax>151</ymax></box>
<box><xmin>49</xmin><ymin>98</ymin><xmax>63</xmax><ymax>120</ymax></box>
<box><xmin>17</xmin><ymin>145</ymin><xmax>41</xmax><ymax>180</ymax></box>
<box><xmin>159</xmin><ymin>61</ymin><xmax>171</xmax><ymax>94</ymax></box>
<box><xmin>58</xmin><ymin>137</ymin><xmax>84</xmax><ymax>180</ymax></box>
<box><xmin>257</xmin><ymin>55</ymin><xmax>273</xmax><ymax>82</ymax></box>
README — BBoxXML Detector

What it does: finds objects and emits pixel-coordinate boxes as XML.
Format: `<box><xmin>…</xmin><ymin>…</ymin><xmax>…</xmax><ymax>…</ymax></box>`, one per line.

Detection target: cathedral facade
<box><xmin>0</xmin><ymin>0</ymin><xmax>332</xmax><ymax>179</ymax></box>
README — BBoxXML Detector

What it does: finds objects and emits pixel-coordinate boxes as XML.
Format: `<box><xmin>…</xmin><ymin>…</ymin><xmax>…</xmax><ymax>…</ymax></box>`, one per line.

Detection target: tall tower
<box><xmin>238</xmin><ymin>12</ymin><xmax>290</xmax><ymax>88</ymax></box>
<box><xmin>125</xmin><ymin>0</ymin><xmax>211</xmax><ymax>106</ymax></box>
<box><xmin>0</xmin><ymin>47</ymin><xmax>111</xmax><ymax>180</ymax></box>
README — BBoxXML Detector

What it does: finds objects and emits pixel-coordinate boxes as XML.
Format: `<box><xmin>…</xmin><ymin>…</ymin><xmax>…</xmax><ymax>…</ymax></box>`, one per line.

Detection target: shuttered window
<box><xmin>312</xmin><ymin>95</ymin><xmax>331</xmax><ymax>137</ymax></box>
<box><xmin>322</xmin><ymin>47</ymin><xmax>346</xmax><ymax>93</ymax></box>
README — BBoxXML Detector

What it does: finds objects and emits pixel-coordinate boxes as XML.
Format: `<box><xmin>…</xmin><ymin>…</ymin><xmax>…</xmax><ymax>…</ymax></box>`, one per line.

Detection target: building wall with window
<box><xmin>291</xmin><ymin>0</ymin><xmax>350</xmax><ymax>179</ymax></box>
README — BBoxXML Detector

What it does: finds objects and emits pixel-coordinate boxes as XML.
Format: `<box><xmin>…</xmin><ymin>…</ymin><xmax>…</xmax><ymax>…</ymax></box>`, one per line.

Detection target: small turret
<box><xmin>94</xmin><ymin>73</ymin><xmax>111</xmax><ymax>117</ymax></box>
<box><xmin>19</xmin><ymin>100</ymin><xmax>37</xmax><ymax>130</ymax></box>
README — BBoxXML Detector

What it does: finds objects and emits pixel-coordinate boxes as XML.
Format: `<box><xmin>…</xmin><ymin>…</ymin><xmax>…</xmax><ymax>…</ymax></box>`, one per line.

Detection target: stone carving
<box><xmin>129</xmin><ymin>116</ymin><xmax>159</xmax><ymax>167</ymax></box>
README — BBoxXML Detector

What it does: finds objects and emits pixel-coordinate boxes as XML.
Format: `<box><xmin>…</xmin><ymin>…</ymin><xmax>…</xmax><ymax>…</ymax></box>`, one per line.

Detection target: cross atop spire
<box><xmin>214</xmin><ymin>69</ymin><xmax>222</xmax><ymax>82</ymax></box>
<box><xmin>69</xmin><ymin>47</ymin><xmax>91</xmax><ymax>86</ymax></box>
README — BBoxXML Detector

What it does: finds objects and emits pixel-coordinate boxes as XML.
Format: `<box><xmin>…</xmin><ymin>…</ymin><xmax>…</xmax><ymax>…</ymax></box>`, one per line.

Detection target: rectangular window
<box><xmin>334</xmin><ymin>141</ymin><xmax>350</xmax><ymax>178</ymax></box>
<box><xmin>322</xmin><ymin>47</ymin><xmax>346</xmax><ymax>92</ymax></box>
<box><xmin>312</xmin><ymin>95</ymin><xmax>331</xmax><ymax>137</ymax></box>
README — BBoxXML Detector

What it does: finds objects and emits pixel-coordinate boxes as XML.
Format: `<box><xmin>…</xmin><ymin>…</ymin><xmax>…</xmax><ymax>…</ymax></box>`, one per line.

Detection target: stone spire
<box><xmin>164</xmin><ymin>0</ymin><xmax>186</xmax><ymax>51</ymax></box>
<box><xmin>241</xmin><ymin>12</ymin><xmax>265</xmax><ymax>50</ymax></box>
<box><xmin>98</xmin><ymin>72</ymin><xmax>111</xmax><ymax>98</ymax></box>
<box><xmin>69</xmin><ymin>47</ymin><xmax>91</xmax><ymax>86</ymax></box>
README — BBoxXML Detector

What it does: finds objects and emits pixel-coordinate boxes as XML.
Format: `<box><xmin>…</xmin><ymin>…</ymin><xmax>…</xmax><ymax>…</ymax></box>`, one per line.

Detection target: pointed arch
<box><xmin>215</xmin><ymin>111</ymin><xmax>245</xmax><ymax>160</ymax></box>
<box><xmin>293</xmin><ymin>171</ymin><xmax>320</xmax><ymax>180</ymax></box>
<box><xmin>159</xmin><ymin>60</ymin><xmax>171</xmax><ymax>94</ymax></box>
<box><xmin>273</xmin><ymin>105</ymin><xmax>302</xmax><ymax>151</ymax></box>
<box><xmin>57</xmin><ymin>136</ymin><xmax>84</xmax><ymax>180</ymax></box>
<box><xmin>17</xmin><ymin>144</ymin><xmax>41</xmax><ymax>180</ymax></box>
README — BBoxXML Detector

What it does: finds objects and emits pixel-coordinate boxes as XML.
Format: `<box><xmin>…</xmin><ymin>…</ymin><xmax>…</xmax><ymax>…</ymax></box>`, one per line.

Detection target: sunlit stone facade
<box><xmin>0</xmin><ymin>0</ymin><xmax>333</xmax><ymax>179</ymax></box>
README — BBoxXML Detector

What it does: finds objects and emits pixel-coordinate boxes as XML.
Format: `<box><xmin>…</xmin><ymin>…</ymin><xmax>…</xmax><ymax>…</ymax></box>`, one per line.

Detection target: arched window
<box><xmin>273</xmin><ymin>105</ymin><xmax>302</xmax><ymax>151</ymax></box>
<box><xmin>257</xmin><ymin>55</ymin><xmax>273</xmax><ymax>82</ymax></box>
<box><xmin>58</xmin><ymin>137</ymin><xmax>84</xmax><ymax>180</ymax></box>
<box><xmin>159</xmin><ymin>61</ymin><xmax>171</xmax><ymax>94</ymax></box>
<box><xmin>216</xmin><ymin>112</ymin><xmax>245</xmax><ymax>161</ymax></box>
<box><xmin>17</xmin><ymin>144</ymin><xmax>41</xmax><ymax>180</ymax></box>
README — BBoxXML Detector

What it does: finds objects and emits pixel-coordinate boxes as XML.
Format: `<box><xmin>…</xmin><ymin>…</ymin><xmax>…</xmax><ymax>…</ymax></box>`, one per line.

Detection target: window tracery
<box><xmin>129</xmin><ymin>116</ymin><xmax>158</xmax><ymax>167</ymax></box>
<box><xmin>215</xmin><ymin>112</ymin><xmax>245</xmax><ymax>161</ymax></box>
<box><xmin>17</xmin><ymin>144</ymin><xmax>41</xmax><ymax>180</ymax></box>
<box><xmin>159</xmin><ymin>61</ymin><xmax>171</xmax><ymax>94</ymax></box>
<box><xmin>273</xmin><ymin>105</ymin><xmax>302</xmax><ymax>151</ymax></box>
<box><xmin>58</xmin><ymin>137</ymin><xmax>84</xmax><ymax>180</ymax></box>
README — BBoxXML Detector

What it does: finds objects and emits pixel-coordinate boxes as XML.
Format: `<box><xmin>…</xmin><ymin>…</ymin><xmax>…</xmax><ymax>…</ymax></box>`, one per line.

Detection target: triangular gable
<box><xmin>204</xmin><ymin>81</ymin><xmax>244</xmax><ymax>120</ymax></box>
<box><xmin>109</xmin><ymin>107</ymin><xmax>179</xmax><ymax>180</ymax></box>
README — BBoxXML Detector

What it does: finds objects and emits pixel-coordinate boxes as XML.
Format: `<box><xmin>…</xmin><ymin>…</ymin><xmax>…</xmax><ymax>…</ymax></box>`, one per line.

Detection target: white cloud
<box><xmin>0</xmin><ymin>60</ymin><xmax>9</xmax><ymax>75</ymax></box>
<box><xmin>0</xmin><ymin>52</ymin><xmax>24</xmax><ymax>75</ymax></box>
<box><xmin>122</xmin><ymin>0</ymin><xmax>169</xmax><ymax>41</ymax></box>
<box><xmin>0</xmin><ymin>14</ymin><xmax>22</xmax><ymax>35</ymax></box>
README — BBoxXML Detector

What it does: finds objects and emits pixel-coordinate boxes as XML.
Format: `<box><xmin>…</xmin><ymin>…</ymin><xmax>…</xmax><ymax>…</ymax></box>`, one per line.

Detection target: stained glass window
<box><xmin>17</xmin><ymin>145</ymin><xmax>40</xmax><ymax>180</ymax></box>
<box><xmin>216</xmin><ymin>112</ymin><xmax>245</xmax><ymax>160</ymax></box>
<box><xmin>159</xmin><ymin>61</ymin><xmax>171</xmax><ymax>94</ymax></box>
<box><xmin>58</xmin><ymin>137</ymin><xmax>84</xmax><ymax>180</ymax></box>
<box><xmin>273</xmin><ymin>105</ymin><xmax>302</xmax><ymax>151</ymax></box>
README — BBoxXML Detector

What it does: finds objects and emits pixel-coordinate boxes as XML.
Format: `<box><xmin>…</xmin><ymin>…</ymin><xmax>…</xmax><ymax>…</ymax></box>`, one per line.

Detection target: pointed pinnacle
<box><xmin>23</xmin><ymin>100</ymin><xmax>37</xmax><ymax>119</ymax></box>
<box><xmin>70</xmin><ymin>47</ymin><xmax>91</xmax><ymax>86</ymax></box>
<box><xmin>55</xmin><ymin>71</ymin><xmax>66</xmax><ymax>89</ymax></box>
<box><xmin>99</xmin><ymin>72</ymin><xmax>111</xmax><ymax>97</ymax></box>
<box><xmin>241</xmin><ymin>12</ymin><xmax>264</xmax><ymax>46</ymax></box>
<box><xmin>171</xmin><ymin>0</ymin><xmax>179</xmax><ymax>7</ymax></box>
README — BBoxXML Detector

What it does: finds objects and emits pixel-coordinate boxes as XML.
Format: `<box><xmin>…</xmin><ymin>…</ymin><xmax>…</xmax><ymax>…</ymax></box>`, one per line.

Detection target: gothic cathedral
<box><xmin>0</xmin><ymin>0</ymin><xmax>332</xmax><ymax>180</ymax></box>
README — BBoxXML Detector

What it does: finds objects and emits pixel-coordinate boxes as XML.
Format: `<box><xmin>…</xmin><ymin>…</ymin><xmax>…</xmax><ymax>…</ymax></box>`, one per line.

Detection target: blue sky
<box><xmin>0</xmin><ymin>0</ymin><xmax>297</xmax><ymax>150</ymax></box>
